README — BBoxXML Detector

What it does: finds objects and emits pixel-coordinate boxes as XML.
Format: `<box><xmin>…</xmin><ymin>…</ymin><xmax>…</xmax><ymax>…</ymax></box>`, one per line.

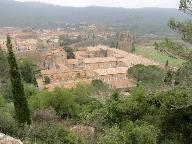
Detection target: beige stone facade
<box><xmin>94</xmin><ymin>67</ymin><xmax>134</xmax><ymax>89</ymax></box>
<box><xmin>83</xmin><ymin>57</ymin><xmax>121</xmax><ymax>70</ymax></box>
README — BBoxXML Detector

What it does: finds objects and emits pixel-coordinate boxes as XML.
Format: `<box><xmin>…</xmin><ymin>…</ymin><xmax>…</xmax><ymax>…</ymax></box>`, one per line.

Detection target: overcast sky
<box><xmin>16</xmin><ymin>0</ymin><xmax>180</xmax><ymax>8</ymax></box>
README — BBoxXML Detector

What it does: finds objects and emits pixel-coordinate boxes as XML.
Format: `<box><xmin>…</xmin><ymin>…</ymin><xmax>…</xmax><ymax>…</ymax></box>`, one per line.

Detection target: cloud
<box><xmin>16</xmin><ymin>0</ymin><xmax>180</xmax><ymax>8</ymax></box>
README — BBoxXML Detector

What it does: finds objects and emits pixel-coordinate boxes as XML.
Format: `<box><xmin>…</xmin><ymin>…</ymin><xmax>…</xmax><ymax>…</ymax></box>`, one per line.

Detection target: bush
<box><xmin>175</xmin><ymin>60</ymin><xmax>192</xmax><ymax>87</ymax></box>
<box><xmin>1</xmin><ymin>80</ymin><xmax>13</xmax><ymax>102</ymax></box>
<box><xmin>0</xmin><ymin>96</ymin><xmax>4</xmax><ymax>107</ymax></box>
<box><xmin>98</xmin><ymin>122</ymin><xmax>159</xmax><ymax>144</ymax></box>
<box><xmin>52</xmin><ymin>88</ymin><xmax>80</xmax><ymax>118</ymax></box>
<box><xmin>44</xmin><ymin>76</ymin><xmax>51</xmax><ymax>84</ymax></box>
<box><xmin>128</xmin><ymin>64</ymin><xmax>166</xmax><ymax>88</ymax></box>
<box><xmin>33</xmin><ymin>107</ymin><xmax>58</xmax><ymax>122</ymax></box>
<box><xmin>0</xmin><ymin>106</ymin><xmax>18</xmax><ymax>136</ymax></box>
<box><xmin>92</xmin><ymin>80</ymin><xmax>106</xmax><ymax>91</ymax></box>
<box><xmin>29</xmin><ymin>88</ymin><xmax>80</xmax><ymax>118</ymax></box>
<box><xmin>132</xmin><ymin>123</ymin><xmax>159</xmax><ymax>144</ymax></box>
<box><xmin>18</xmin><ymin>58</ymin><xmax>38</xmax><ymax>86</ymax></box>
<box><xmin>79</xmin><ymin>100</ymin><xmax>105</xmax><ymax>126</ymax></box>
<box><xmin>73</xmin><ymin>83</ymin><xmax>94</xmax><ymax>105</ymax></box>
<box><xmin>24</xmin><ymin>83</ymin><xmax>38</xmax><ymax>98</ymax></box>
<box><xmin>27</xmin><ymin>122</ymin><xmax>82</xmax><ymax>144</ymax></box>
<box><xmin>29</xmin><ymin>90</ymin><xmax>53</xmax><ymax>110</ymax></box>
<box><xmin>159</xmin><ymin>88</ymin><xmax>192</xmax><ymax>144</ymax></box>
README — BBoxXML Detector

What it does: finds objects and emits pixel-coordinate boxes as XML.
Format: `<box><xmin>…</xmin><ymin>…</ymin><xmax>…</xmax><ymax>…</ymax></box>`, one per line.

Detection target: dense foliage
<box><xmin>175</xmin><ymin>59</ymin><xmax>192</xmax><ymax>87</ymax></box>
<box><xmin>18</xmin><ymin>59</ymin><xmax>39</xmax><ymax>86</ymax></box>
<box><xmin>168</xmin><ymin>18</ymin><xmax>192</xmax><ymax>43</ymax></box>
<box><xmin>128</xmin><ymin>64</ymin><xmax>166</xmax><ymax>89</ymax></box>
<box><xmin>0</xmin><ymin>49</ymin><xmax>9</xmax><ymax>85</ymax></box>
<box><xmin>59</xmin><ymin>35</ymin><xmax>82</xmax><ymax>47</ymax></box>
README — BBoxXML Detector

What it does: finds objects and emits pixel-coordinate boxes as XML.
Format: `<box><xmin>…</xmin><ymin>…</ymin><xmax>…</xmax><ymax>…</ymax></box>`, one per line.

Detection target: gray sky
<box><xmin>16</xmin><ymin>0</ymin><xmax>180</xmax><ymax>8</ymax></box>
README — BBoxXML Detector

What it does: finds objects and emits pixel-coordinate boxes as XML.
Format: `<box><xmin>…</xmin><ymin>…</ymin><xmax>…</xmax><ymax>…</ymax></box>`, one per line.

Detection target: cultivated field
<box><xmin>134</xmin><ymin>46</ymin><xmax>186</xmax><ymax>68</ymax></box>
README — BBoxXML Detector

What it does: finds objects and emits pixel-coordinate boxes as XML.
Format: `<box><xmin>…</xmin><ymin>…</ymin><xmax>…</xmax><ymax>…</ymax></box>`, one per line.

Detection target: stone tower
<box><xmin>117</xmin><ymin>32</ymin><xmax>135</xmax><ymax>53</ymax></box>
<box><xmin>41</xmin><ymin>48</ymin><xmax>67</xmax><ymax>70</ymax></box>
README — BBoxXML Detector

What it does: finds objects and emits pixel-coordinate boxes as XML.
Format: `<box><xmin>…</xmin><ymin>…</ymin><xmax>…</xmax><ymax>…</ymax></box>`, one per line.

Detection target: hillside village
<box><xmin>1</xmin><ymin>0</ymin><xmax>192</xmax><ymax>143</ymax></box>
<box><xmin>38</xmin><ymin>45</ymin><xmax>158</xmax><ymax>91</ymax></box>
<box><xmin>0</xmin><ymin>27</ymin><xmax>158</xmax><ymax>91</ymax></box>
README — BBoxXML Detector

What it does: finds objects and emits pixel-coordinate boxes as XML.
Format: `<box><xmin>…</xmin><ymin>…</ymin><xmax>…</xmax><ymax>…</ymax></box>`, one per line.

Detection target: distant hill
<box><xmin>0</xmin><ymin>0</ymin><xmax>191</xmax><ymax>35</ymax></box>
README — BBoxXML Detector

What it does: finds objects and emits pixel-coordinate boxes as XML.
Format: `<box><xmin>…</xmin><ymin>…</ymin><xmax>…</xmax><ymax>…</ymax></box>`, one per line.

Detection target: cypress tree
<box><xmin>6</xmin><ymin>35</ymin><xmax>31</xmax><ymax>125</ymax></box>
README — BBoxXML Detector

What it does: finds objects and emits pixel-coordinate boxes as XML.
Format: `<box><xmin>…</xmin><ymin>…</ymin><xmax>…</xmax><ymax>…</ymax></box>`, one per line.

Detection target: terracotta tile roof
<box><xmin>120</xmin><ymin>53</ymin><xmax>159</xmax><ymax>67</ymax></box>
<box><xmin>67</xmin><ymin>59</ymin><xmax>79</xmax><ymax>65</ymax></box>
<box><xmin>41</xmin><ymin>68</ymin><xmax>68</xmax><ymax>75</ymax></box>
<box><xmin>83</xmin><ymin>57</ymin><xmax>117</xmax><ymax>64</ymax></box>
<box><xmin>94</xmin><ymin>67</ymin><xmax>129</xmax><ymax>76</ymax></box>
<box><xmin>87</xmin><ymin>45</ymin><xmax>108</xmax><ymax>51</ymax></box>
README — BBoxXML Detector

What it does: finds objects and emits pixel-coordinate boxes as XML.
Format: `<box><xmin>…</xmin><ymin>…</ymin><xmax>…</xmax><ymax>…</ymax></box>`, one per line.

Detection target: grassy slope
<box><xmin>134</xmin><ymin>47</ymin><xmax>186</xmax><ymax>68</ymax></box>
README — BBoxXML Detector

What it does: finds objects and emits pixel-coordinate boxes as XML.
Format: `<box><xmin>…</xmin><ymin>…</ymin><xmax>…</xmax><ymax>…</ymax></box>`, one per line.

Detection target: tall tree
<box><xmin>180</xmin><ymin>0</ymin><xmax>192</xmax><ymax>13</ymax></box>
<box><xmin>168</xmin><ymin>0</ymin><xmax>192</xmax><ymax>87</ymax></box>
<box><xmin>168</xmin><ymin>0</ymin><xmax>192</xmax><ymax>44</ymax></box>
<box><xmin>6</xmin><ymin>35</ymin><xmax>31</xmax><ymax>125</ymax></box>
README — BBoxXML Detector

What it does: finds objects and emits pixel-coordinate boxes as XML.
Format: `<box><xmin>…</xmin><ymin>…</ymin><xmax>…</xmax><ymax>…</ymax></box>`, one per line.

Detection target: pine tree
<box><xmin>6</xmin><ymin>35</ymin><xmax>31</xmax><ymax>125</ymax></box>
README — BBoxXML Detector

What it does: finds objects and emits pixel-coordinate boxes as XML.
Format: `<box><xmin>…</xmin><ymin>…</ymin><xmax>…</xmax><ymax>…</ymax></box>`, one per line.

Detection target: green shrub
<box><xmin>92</xmin><ymin>80</ymin><xmax>106</xmax><ymax>91</ymax></box>
<box><xmin>24</xmin><ymin>83</ymin><xmax>38</xmax><ymax>98</ymax></box>
<box><xmin>0</xmin><ymin>96</ymin><xmax>4</xmax><ymax>107</ymax></box>
<box><xmin>52</xmin><ymin>88</ymin><xmax>80</xmax><ymax>118</ymax></box>
<box><xmin>18</xmin><ymin>58</ymin><xmax>39</xmax><ymax>86</ymax></box>
<box><xmin>44</xmin><ymin>76</ymin><xmax>51</xmax><ymax>84</ymax></box>
<box><xmin>128</xmin><ymin>64</ymin><xmax>166</xmax><ymax>88</ymax></box>
<box><xmin>1</xmin><ymin>80</ymin><xmax>13</xmax><ymax>101</ymax></box>
<box><xmin>33</xmin><ymin>107</ymin><xmax>58</xmax><ymax>122</ymax></box>
<box><xmin>27</xmin><ymin>122</ymin><xmax>82</xmax><ymax>144</ymax></box>
<box><xmin>29</xmin><ymin>90</ymin><xmax>53</xmax><ymax>110</ymax></box>
<box><xmin>98</xmin><ymin>122</ymin><xmax>159</xmax><ymax>144</ymax></box>
<box><xmin>175</xmin><ymin>60</ymin><xmax>192</xmax><ymax>87</ymax></box>
<box><xmin>73</xmin><ymin>83</ymin><xmax>94</xmax><ymax>105</ymax></box>
<box><xmin>159</xmin><ymin>88</ymin><xmax>192</xmax><ymax>144</ymax></box>
<box><xmin>29</xmin><ymin>88</ymin><xmax>80</xmax><ymax>118</ymax></box>
<box><xmin>79</xmin><ymin>99</ymin><xmax>104</xmax><ymax>125</ymax></box>
<box><xmin>0</xmin><ymin>106</ymin><xmax>18</xmax><ymax>136</ymax></box>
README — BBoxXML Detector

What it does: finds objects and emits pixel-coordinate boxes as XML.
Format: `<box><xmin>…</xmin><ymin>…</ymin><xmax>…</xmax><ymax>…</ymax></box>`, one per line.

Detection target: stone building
<box><xmin>75</xmin><ymin>45</ymin><xmax>108</xmax><ymax>59</ymax></box>
<box><xmin>40</xmin><ymin>68</ymin><xmax>93</xmax><ymax>90</ymax></box>
<box><xmin>66</xmin><ymin>59</ymin><xmax>84</xmax><ymax>70</ymax></box>
<box><xmin>41</xmin><ymin>67</ymin><xmax>95</xmax><ymax>84</ymax></box>
<box><xmin>38</xmin><ymin>45</ymin><xmax>158</xmax><ymax>91</ymax></box>
<box><xmin>94</xmin><ymin>67</ymin><xmax>134</xmax><ymax>89</ymax></box>
<box><xmin>117</xmin><ymin>32</ymin><xmax>135</xmax><ymax>53</ymax></box>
